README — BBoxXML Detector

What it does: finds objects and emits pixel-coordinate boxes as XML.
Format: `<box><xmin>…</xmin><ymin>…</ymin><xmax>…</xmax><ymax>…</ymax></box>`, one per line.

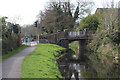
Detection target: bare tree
<box><xmin>21</xmin><ymin>25</ymin><xmax>37</xmax><ymax>37</ymax></box>
<box><xmin>101</xmin><ymin>1</ymin><xmax>119</xmax><ymax>33</ymax></box>
<box><xmin>37</xmin><ymin>0</ymin><xmax>94</xmax><ymax>34</ymax></box>
<box><xmin>76</xmin><ymin>0</ymin><xmax>95</xmax><ymax>19</ymax></box>
<box><xmin>7</xmin><ymin>16</ymin><xmax>21</xmax><ymax>24</ymax></box>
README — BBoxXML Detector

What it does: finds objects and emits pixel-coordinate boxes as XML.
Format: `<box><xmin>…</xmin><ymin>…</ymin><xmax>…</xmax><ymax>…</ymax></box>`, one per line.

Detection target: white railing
<box><xmin>69</xmin><ymin>30</ymin><xmax>86</xmax><ymax>37</ymax></box>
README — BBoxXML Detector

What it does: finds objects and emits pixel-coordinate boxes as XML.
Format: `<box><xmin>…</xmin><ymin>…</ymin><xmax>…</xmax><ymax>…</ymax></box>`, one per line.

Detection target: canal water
<box><xmin>56</xmin><ymin>49</ymin><xmax>89</xmax><ymax>80</ymax></box>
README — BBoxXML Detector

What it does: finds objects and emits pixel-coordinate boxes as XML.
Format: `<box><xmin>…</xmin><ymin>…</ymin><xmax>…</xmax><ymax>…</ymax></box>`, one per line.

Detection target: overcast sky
<box><xmin>0</xmin><ymin>0</ymin><xmax>119</xmax><ymax>26</ymax></box>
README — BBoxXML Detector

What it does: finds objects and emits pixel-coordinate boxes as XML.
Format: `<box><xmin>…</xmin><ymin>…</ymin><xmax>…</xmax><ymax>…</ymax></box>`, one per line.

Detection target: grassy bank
<box><xmin>1</xmin><ymin>45</ymin><xmax>28</xmax><ymax>61</ymax></box>
<box><xmin>21</xmin><ymin>43</ymin><xmax>65</xmax><ymax>78</ymax></box>
<box><xmin>69</xmin><ymin>41</ymin><xmax>78</xmax><ymax>54</ymax></box>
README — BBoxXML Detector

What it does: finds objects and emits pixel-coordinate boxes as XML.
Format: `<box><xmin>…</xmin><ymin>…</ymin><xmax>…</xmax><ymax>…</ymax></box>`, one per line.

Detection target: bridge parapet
<box><xmin>40</xmin><ymin>29</ymin><xmax>93</xmax><ymax>44</ymax></box>
<box><xmin>69</xmin><ymin>30</ymin><xmax>86</xmax><ymax>38</ymax></box>
<box><xmin>41</xmin><ymin>30</ymin><xmax>68</xmax><ymax>44</ymax></box>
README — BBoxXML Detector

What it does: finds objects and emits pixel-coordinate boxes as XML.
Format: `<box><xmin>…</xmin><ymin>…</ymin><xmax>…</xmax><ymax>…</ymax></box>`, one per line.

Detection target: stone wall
<box><xmin>41</xmin><ymin>30</ymin><xmax>69</xmax><ymax>44</ymax></box>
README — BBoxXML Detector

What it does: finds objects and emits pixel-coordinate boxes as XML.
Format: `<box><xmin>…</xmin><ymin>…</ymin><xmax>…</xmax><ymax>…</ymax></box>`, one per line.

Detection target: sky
<box><xmin>0</xmin><ymin>0</ymin><xmax>119</xmax><ymax>26</ymax></box>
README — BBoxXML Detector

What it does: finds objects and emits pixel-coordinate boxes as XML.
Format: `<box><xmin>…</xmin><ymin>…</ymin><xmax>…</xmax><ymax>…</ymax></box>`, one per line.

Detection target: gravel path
<box><xmin>0</xmin><ymin>46</ymin><xmax>36</xmax><ymax>78</ymax></box>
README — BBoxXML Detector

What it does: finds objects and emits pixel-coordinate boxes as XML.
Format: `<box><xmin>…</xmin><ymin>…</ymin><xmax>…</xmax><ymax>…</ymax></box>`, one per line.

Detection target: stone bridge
<box><xmin>40</xmin><ymin>29</ymin><xmax>93</xmax><ymax>59</ymax></box>
<box><xmin>40</xmin><ymin>29</ymin><xmax>92</xmax><ymax>47</ymax></box>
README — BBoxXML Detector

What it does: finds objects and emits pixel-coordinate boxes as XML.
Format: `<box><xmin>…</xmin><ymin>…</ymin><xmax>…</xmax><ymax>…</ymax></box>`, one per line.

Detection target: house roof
<box><xmin>95</xmin><ymin>8</ymin><xmax>119</xmax><ymax>14</ymax></box>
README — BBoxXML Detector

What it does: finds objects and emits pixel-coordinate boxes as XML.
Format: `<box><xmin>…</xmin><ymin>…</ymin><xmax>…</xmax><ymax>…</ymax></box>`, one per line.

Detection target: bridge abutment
<box><xmin>78</xmin><ymin>40</ymin><xmax>87</xmax><ymax>60</ymax></box>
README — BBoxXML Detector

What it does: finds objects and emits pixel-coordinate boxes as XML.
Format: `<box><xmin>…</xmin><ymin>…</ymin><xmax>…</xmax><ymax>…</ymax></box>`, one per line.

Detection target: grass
<box><xmin>69</xmin><ymin>41</ymin><xmax>78</xmax><ymax>54</ymax></box>
<box><xmin>21</xmin><ymin>43</ymin><xmax>65</xmax><ymax>78</ymax></box>
<box><xmin>1</xmin><ymin>45</ymin><xmax>28</xmax><ymax>61</ymax></box>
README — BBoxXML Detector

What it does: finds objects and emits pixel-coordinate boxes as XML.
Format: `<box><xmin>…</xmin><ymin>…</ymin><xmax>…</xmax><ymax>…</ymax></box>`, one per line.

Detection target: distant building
<box><xmin>95</xmin><ymin>8</ymin><xmax>104</xmax><ymax>13</ymax></box>
<box><xmin>95</xmin><ymin>8</ymin><xmax>119</xmax><ymax>14</ymax></box>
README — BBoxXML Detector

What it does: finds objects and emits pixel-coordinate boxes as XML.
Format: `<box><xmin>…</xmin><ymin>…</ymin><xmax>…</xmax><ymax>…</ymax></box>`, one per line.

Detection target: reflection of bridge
<box><xmin>40</xmin><ymin>29</ymin><xmax>93</xmax><ymax>59</ymax></box>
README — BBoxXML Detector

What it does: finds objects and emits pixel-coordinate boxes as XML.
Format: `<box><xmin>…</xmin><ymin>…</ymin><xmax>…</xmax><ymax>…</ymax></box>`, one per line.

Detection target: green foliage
<box><xmin>87</xmin><ymin>21</ymin><xmax>120</xmax><ymax>78</ymax></box>
<box><xmin>13</xmin><ymin>24</ymin><xmax>21</xmax><ymax>34</ymax></box>
<box><xmin>77</xmin><ymin>14</ymin><xmax>101</xmax><ymax>32</ymax></box>
<box><xmin>0</xmin><ymin>17</ymin><xmax>22</xmax><ymax>55</ymax></box>
<box><xmin>2</xmin><ymin>33</ymin><xmax>18</xmax><ymax>54</ymax></box>
<box><xmin>40</xmin><ymin>9</ymin><xmax>74</xmax><ymax>33</ymax></box>
<box><xmin>108</xmin><ymin>31</ymin><xmax>120</xmax><ymax>44</ymax></box>
<box><xmin>69</xmin><ymin>41</ymin><xmax>78</xmax><ymax>54</ymax></box>
<box><xmin>21</xmin><ymin>44</ymin><xmax>65</xmax><ymax>78</ymax></box>
<box><xmin>84</xmin><ymin>8</ymin><xmax>120</xmax><ymax>78</ymax></box>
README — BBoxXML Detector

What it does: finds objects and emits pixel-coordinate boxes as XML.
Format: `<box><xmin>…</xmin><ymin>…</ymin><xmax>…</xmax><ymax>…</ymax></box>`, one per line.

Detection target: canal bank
<box><xmin>21</xmin><ymin>43</ymin><xmax>90</xmax><ymax>79</ymax></box>
<box><xmin>57</xmin><ymin>39</ymin><xmax>120</xmax><ymax>79</ymax></box>
<box><xmin>56</xmin><ymin>41</ymin><xmax>98</xmax><ymax>79</ymax></box>
<box><xmin>21</xmin><ymin>44</ymin><xmax>65</xmax><ymax>78</ymax></box>
<box><xmin>56</xmin><ymin>48</ymin><xmax>89</xmax><ymax>80</ymax></box>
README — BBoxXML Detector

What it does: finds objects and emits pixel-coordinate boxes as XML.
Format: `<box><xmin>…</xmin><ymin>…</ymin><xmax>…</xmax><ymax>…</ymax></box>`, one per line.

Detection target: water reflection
<box><xmin>56</xmin><ymin>49</ymin><xmax>87</xmax><ymax>80</ymax></box>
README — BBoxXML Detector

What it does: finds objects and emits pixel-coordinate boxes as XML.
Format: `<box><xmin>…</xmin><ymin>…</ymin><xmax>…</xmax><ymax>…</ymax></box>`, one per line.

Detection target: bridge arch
<box><xmin>39</xmin><ymin>29</ymin><xmax>92</xmax><ymax>59</ymax></box>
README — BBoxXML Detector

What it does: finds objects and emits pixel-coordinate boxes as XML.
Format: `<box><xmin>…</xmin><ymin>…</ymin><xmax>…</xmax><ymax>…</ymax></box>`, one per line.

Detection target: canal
<box><xmin>56</xmin><ymin>48</ymin><xmax>91</xmax><ymax>80</ymax></box>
